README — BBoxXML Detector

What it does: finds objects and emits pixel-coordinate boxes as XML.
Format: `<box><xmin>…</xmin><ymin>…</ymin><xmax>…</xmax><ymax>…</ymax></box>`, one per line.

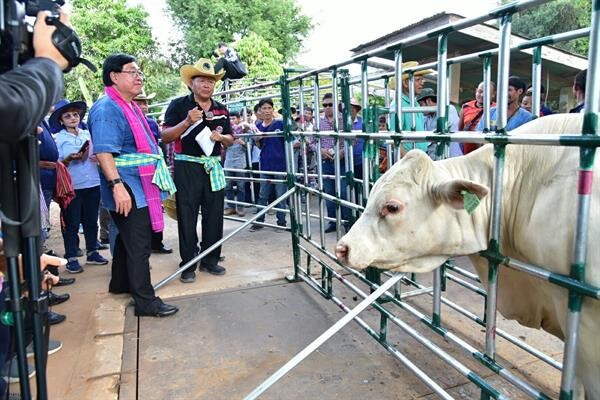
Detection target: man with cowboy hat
<box><xmin>389</xmin><ymin>61</ymin><xmax>435</xmax><ymax>157</ymax></box>
<box><xmin>162</xmin><ymin>58</ymin><xmax>234</xmax><ymax>283</ymax></box>
<box><xmin>88</xmin><ymin>53</ymin><xmax>178</xmax><ymax>318</ymax></box>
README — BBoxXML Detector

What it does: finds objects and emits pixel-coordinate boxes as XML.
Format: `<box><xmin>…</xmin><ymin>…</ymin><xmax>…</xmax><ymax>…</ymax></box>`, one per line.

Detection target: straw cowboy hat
<box><xmin>163</xmin><ymin>195</ymin><xmax>177</xmax><ymax>221</ymax></box>
<box><xmin>133</xmin><ymin>90</ymin><xmax>156</xmax><ymax>101</ymax></box>
<box><xmin>180</xmin><ymin>58</ymin><xmax>226</xmax><ymax>87</ymax></box>
<box><xmin>349</xmin><ymin>97</ymin><xmax>362</xmax><ymax>111</ymax></box>
<box><xmin>49</xmin><ymin>99</ymin><xmax>87</xmax><ymax>134</ymax></box>
<box><xmin>389</xmin><ymin>61</ymin><xmax>436</xmax><ymax>90</ymax></box>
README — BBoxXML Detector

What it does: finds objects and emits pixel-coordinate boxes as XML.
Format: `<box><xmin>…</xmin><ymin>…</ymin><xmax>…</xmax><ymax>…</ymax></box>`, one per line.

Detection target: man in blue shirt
<box><xmin>89</xmin><ymin>53</ymin><xmax>178</xmax><ymax>318</ymax></box>
<box><xmin>250</xmin><ymin>98</ymin><xmax>287</xmax><ymax>231</ymax></box>
<box><xmin>477</xmin><ymin>76</ymin><xmax>532</xmax><ymax>132</ymax></box>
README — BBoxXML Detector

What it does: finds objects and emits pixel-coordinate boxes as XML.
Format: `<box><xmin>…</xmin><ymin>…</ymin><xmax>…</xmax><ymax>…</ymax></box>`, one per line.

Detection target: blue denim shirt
<box><xmin>88</xmin><ymin>95</ymin><xmax>164</xmax><ymax>211</ymax></box>
<box><xmin>476</xmin><ymin>107</ymin><xmax>532</xmax><ymax>132</ymax></box>
<box><xmin>55</xmin><ymin>128</ymin><xmax>100</xmax><ymax>190</ymax></box>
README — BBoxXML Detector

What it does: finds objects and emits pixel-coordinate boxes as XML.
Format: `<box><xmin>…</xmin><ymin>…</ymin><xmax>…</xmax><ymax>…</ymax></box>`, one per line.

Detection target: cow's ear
<box><xmin>431</xmin><ymin>179</ymin><xmax>489</xmax><ymax>210</ymax></box>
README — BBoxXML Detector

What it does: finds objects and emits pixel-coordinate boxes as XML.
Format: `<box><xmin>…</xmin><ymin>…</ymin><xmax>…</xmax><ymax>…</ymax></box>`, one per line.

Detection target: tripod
<box><xmin>0</xmin><ymin>132</ymin><xmax>50</xmax><ymax>400</ymax></box>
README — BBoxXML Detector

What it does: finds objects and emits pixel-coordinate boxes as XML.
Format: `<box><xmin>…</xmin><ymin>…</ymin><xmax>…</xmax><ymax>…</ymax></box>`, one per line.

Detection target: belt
<box><xmin>174</xmin><ymin>154</ymin><xmax>226</xmax><ymax>191</ymax></box>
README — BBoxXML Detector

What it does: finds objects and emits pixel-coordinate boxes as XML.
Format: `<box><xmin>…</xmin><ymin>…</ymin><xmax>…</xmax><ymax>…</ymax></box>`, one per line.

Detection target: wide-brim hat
<box><xmin>134</xmin><ymin>90</ymin><xmax>156</xmax><ymax>101</ymax></box>
<box><xmin>180</xmin><ymin>58</ymin><xmax>226</xmax><ymax>87</ymax></box>
<box><xmin>49</xmin><ymin>99</ymin><xmax>87</xmax><ymax>134</ymax></box>
<box><xmin>389</xmin><ymin>61</ymin><xmax>436</xmax><ymax>90</ymax></box>
<box><xmin>350</xmin><ymin>97</ymin><xmax>362</xmax><ymax>111</ymax></box>
<box><xmin>415</xmin><ymin>87</ymin><xmax>437</xmax><ymax>103</ymax></box>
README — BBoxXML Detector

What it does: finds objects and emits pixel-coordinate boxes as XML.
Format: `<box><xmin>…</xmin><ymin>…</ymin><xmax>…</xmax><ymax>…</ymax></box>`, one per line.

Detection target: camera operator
<box><xmin>0</xmin><ymin>9</ymin><xmax>70</xmax><ymax>144</ymax></box>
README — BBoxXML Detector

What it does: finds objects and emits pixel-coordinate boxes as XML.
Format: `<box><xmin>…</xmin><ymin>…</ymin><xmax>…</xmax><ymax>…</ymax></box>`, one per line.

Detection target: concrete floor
<box><xmin>10</xmin><ymin>201</ymin><xmax>565</xmax><ymax>399</ymax></box>
<box><xmin>119</xmin><ymin>270</ymin><xmax>563</xmax><ymax>400</ymax></box>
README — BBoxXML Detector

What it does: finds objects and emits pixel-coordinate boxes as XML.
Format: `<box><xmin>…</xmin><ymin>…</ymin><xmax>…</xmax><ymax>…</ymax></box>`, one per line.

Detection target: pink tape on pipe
<box><xmin>578</xmin><ymin>170</ymin><xmax>594</xmax><ymax>195</ymax></box>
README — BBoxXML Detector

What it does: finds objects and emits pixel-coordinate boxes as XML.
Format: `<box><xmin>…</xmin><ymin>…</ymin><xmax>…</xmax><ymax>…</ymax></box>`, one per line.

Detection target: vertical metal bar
<box><xmin>298</xmin><ymin>79</ymin><xmax>312</xmax><ymax>239</ymax></box>
<box><xmin>280</xmin><ymin>72</ymin><xmax>301</xmax><ymax>281</ymax></box>
<box><xmin>360</xmin><ymin>60</ymin><xmax>370</xmax><ymax>200</ymax></box>
<box><xmin>531</xmin><ymin>47</ymin><xmax>542</xmax><ymax>118</ymax></box>
<box><xmin>331</xmin><ymin>69</ymin><xmax>342</xmax><ymax>238</ymax></box>
<box><xmin>394</xmin><ymin>49</ymin><xmax>404</xmax><ymax>163</ymax></box>
<box><xmin>484</xmin><ymin>12</ymin><xmax>512</xmax><ymax>367</ymax></box>
<box><xmin>560</xmin><ymin>3</ymin><xmax>599</xmax><ymax>398</ymax></box>
<box><xmin>313</xmin><ymin>75</ymin><xmax>326</xmax><ymax>247</ymax></box>
<box><xmin>482</xmin><ymin>56</ymin><xmax>492</xmax><ymax>131</ymax></box>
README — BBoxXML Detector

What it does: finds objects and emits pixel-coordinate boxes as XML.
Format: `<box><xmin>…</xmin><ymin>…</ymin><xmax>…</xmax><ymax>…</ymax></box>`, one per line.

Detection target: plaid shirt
<box><xmin>310</xmin><ymin>115</ymin><xmax>346</xmax><ymax>157</ymax></box>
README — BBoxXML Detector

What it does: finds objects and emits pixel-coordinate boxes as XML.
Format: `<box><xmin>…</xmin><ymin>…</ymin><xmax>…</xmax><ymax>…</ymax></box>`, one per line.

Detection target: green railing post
<box><xmin>281</xmin><ymin>70</ymin><xmax>301</xmax><ymax>282</ymax></box>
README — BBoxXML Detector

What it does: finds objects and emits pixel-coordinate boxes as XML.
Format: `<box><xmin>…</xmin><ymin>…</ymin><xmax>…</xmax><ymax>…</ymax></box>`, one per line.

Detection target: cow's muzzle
<box><xmin>335</xmin><ymin>244</ymin><xmax>348</xmax><ymax>264</ymax></box>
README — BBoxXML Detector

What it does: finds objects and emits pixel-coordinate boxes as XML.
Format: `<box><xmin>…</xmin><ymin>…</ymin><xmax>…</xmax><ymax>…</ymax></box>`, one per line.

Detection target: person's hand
<box><xmin>65</xmin><ymin>152</ymin><xmax>83</xmax><ymax>163</ymax></box>
<box><xmin>40</xmin><ymin>254</ymin><xmax>67</xmax><ymax>271</ymax></box>
<box><xmin>185</xmin><ymin>107</ymin><xmax>203</xmax><ymax>126</ymax></box>
<box><xmin>210</xmin><ymin>128</ymin><xmax>224</xmax><ymax>142</ymax></box>
<box><xmin>321</xmin><ymin>148</ymin><xmax>333</xmax><ymax>160</ymax></box>
<box><xmin>113</xmin><ymin>184</ymin><xmax>132</xmax><ymax>217</ymax></box>
<box><xmin>33</xmin><ymin>10</ymin><xmax>70</xmax><ymax>71</ymax></box>
<box><xmin>234</xmin><ymin>138</ymin><xmax>245</xmax><ymax>146</ymax></box>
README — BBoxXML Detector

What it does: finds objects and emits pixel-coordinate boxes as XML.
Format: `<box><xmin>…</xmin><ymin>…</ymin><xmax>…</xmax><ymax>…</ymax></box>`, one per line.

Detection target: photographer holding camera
<box><xmin>0</xmin><ymin>9</ymin><xmax>70</xmax><ymax>143</ymax></box>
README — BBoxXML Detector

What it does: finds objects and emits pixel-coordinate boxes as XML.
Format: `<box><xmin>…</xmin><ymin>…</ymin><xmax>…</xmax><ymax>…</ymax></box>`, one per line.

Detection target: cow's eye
<box><xmin>386</xmin><ymin>203</ymin><xmax>399</xmax><ymax>214</ymax></box>
<box><xmin>380</xmin><ymin>200</ymin><xmax>404</xmax><ymax>217</ymax></box>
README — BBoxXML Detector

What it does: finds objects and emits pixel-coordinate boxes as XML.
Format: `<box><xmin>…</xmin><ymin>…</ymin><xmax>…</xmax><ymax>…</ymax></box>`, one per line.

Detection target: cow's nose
<box><xmin>335</xmin><ymin>244</ymin><xmax>348</xmax><ymax>263</ymax></box>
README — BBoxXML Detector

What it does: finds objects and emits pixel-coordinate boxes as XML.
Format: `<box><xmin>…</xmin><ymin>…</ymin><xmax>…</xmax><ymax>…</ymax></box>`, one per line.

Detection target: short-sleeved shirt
<box><xmin>390</xmin><ymin>94</ymin><xmax>429</xmax><ymax>153</ymax></box>
<box><xmin>476</xmin><ymin>107</ymin><xmax>532</xmax><ymax>131</ymax></box>
<box><xmin>257</xmin><ymin>119</ymin><xmax>285</xmax><ymax>172</ymax></box>
<box><xmin>39</xmin><ymin>121</ymin><xmax>58</xmax><ymax>192</ymax></box>
<box><xmin>163</xmin><ymin>94</ymin><xmax>232</xmax><ymax>157</ymax></box>
<box><xmin>88</xmin><ymin>95</ymin><xmax>164</xmax><ymax>211</ymax></box>
<box><xmin>224</xmin><ymin>123</ymin><xmax>248</xmax><ymax>169</ymax></box>
<box><xmin>56</xmin><ymin>128</ymin><xmax>100</xmax><ymax>190</ymax></box>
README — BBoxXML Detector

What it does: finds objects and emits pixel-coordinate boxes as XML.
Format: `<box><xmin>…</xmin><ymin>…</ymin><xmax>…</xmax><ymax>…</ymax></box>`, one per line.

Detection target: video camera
<box><xmin>0</xmin><ymin>0</ymin><xmax>95</xmax><ymax>73</ymax></box>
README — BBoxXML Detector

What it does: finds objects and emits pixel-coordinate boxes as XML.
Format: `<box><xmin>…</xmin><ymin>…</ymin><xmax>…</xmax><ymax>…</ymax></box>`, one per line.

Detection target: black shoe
<box><xmin>179</xmin><ymin>270</ymin><xmax>196</xmax><ymax>283</ymax></box>
<box><xmin>219</xmin><ymin>255</ymin><xmax>226</xmax><ymax>262</ymax></box>
<box><xmin>55</xmin><ymin>276</ymin><xmax>76</xmax><ymax>287</ymax></box>
<box><xmin>249</xmin><ymin>224</ymin><xmax>264</xmax><ymax>232</ymax></box>
<box><xmin>97</xmin><ymin>243</ymin><xmax>109</xmax><ymax>250</ymax></box>
<box><xmin>152</xmin><ymin>245</ymin><xmax>173</xmax><ymax>254</ymax></box>
<box><xmin>199</xmin><ymin>264</ymin><xmax>226</xmax><ymax>276</ymax></box>
<box><xmin>47</xmin><ymin>292</ymin><xmax>70</xmax><ymax>307</ymax></box>
<box><xmin>135</xmin><ymin>303</ymin><xmax>178</xmax><ymax>317</ymax></box>
<box><xmin>324</xmin><ymin>224</ymin><xmax>337</xmax><ymax>233</ymax></box>
<box><xmin>47</xmin><ymin>311</ymin><xmax>66</xmax><ymax>325</ymax></box>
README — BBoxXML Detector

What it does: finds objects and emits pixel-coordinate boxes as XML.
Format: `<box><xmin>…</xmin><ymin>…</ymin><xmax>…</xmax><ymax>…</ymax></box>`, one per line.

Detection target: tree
<box><xmin>67</xmin><ymin>0</ymin><xmax>180</xmax><ymax>102</ymax></box>
<box><xmin>508</xmin><ymin>0</ymin><xmax>591</xmax><ymax>57</ymax></box>
<box><xmin>236</xmin><ymin>32</ymin><xmax>283</xmax><ymax>81</ymax></box>
<box><xmin>165</xmin><ymin>0</ymin><xmax>312</xmax><ymax>64</ymax></box>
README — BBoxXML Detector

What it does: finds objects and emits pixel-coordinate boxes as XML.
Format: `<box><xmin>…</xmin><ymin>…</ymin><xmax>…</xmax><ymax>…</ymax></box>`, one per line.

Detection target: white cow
<box><xmin>336</xmin><ymin>114</ymin><xmax>599</xmax><ymax>399</ymax></box>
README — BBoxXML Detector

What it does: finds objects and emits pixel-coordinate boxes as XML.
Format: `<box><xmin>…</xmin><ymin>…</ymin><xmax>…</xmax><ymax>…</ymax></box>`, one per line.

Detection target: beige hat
<box><xmin>133</xmin><ymin>90</ymin><xmax>156</xmax><ymax>101</ymax></box>
<box><xmin>349</xmin><ymin>97</ymin><xmax>362</xmax><ymax>111</ymax></box>
<box><xmin>180</xmin><ymin>58</ymin><xmax>226</xmax><ymax>87</ymax></box>
<box><xmin>389</xmin><ymin>61</ymin><xmax>435</xmax><ymax>90</ymax></box>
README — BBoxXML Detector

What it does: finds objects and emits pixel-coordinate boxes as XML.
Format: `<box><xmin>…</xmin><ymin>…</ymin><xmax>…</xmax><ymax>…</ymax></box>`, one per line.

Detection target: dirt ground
<box><xmin>8</xmin><ymin>199</ymin><xmax>564</xmax><ymax>399</ymax></box>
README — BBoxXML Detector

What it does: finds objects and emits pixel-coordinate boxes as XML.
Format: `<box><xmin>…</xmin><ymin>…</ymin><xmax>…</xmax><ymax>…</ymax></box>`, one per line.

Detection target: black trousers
<box><xmin>109</xmin><ymin>201</ymin><xmax>160</xmax><ymax>314</ymax></box>
<box><xmin>174</xmin><ymin>160</ymin><xmax>224</xmax><ymax>270</ymax></box>
<box><xmin>151</xmin><ymin>231</ymin><xmax>164</xmax><ymax>249</ymax></box>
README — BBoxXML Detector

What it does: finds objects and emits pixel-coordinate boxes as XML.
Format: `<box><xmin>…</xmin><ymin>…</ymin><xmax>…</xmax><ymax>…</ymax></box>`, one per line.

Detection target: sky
<box><xmin>129</xmin><ymin>0</ymin><xmax>500</xmax><ymax>68</ymax></box>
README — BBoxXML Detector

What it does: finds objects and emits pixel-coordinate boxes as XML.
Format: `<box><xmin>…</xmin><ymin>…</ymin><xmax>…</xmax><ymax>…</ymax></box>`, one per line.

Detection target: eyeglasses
<box><xmin>62</xmin><ymin>112</ymin><xmax>80</xmax><ymax>119</ymax></box>
<box><xmin>118</xmin><ymin>69</ymin><xmax>145</xmax><ymax>79</ymax></box>
<box><xmin>322</xmin><ymin>103</ymin><xmax>333</xmax><ymax>108</ymax></box>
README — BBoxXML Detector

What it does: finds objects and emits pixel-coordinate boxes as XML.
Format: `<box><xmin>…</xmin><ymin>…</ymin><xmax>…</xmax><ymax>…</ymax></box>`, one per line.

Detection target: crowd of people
<box><xmin>0</xmin><ymin>32</ymin><xmax>589</xmax><ymax>392</ymax></box>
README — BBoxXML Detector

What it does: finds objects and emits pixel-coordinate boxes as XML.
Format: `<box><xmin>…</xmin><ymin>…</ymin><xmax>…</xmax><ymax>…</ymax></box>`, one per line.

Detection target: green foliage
<box><xmin>236</xmin><ymin>32</ymin><xmax>283</xmax><ymax>80</ymax></box>
<box><xmin>66</xmin><ymin>0</ymin><xmax>180</xmax><ymax>102</ymax></box>
<box><xmin>508</xmin><ymin>0</ymin><xmax>591</xmax><ymax>57</ymax></box>
<box><xmin>165</xmin><ymin>0</ymin><xmax>312</xmax><ymax>63</ymax></box>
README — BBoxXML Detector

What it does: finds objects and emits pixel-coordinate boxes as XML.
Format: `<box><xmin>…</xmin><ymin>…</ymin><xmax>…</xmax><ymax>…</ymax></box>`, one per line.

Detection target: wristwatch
<box><xmin>107</xmin><ymin>177</ymin><xmax>123</xmax><ymax>189</ymax></box>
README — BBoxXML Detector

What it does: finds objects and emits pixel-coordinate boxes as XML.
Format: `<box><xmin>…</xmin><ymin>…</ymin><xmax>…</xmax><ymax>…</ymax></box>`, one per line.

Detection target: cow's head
<box><xmin>336</xmin><ymin>150</ymin><xmax>489</xmax><ymax>273</ymax></box>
